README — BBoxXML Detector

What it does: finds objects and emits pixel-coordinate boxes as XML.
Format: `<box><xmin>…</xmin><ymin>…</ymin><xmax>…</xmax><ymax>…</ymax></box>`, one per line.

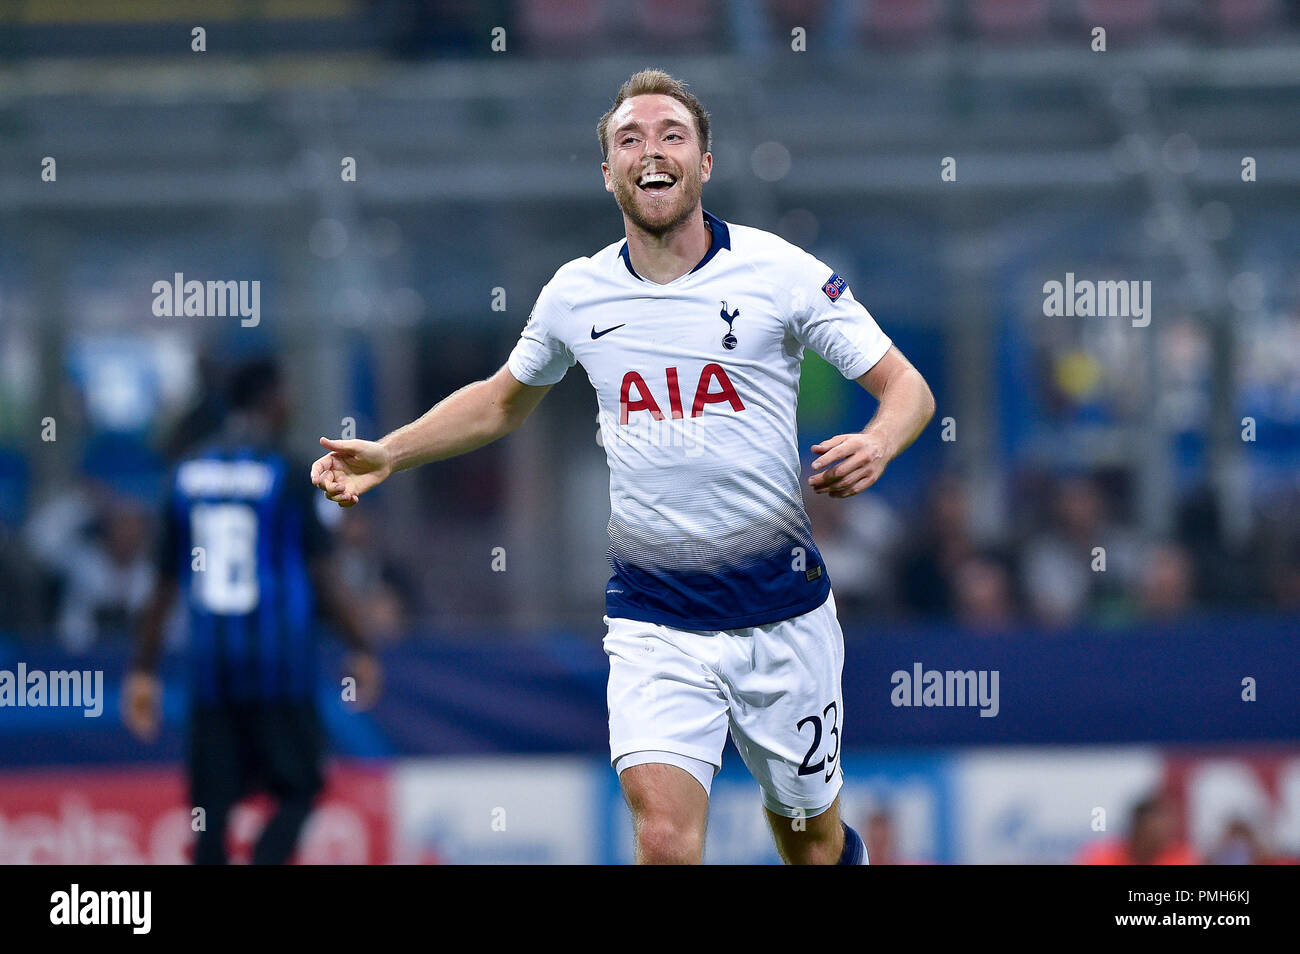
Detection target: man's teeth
<box><xmin>639</xmin><ymin>172</ymin><xmax>676</xmax><ymax>187</ymax></box>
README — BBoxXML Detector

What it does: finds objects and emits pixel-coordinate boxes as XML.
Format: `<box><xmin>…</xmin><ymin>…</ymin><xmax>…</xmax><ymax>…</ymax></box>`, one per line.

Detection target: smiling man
<box><xmin>311</xmin><ymin>69</ymin><xmax>935</xmax><ymax>865</ymax></box>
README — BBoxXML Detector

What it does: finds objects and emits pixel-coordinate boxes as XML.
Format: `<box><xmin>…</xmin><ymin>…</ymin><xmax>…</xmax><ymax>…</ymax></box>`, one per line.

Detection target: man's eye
<box><xmin>666</xmin><ymin>133</ymin><xmax>682</xmax><ymax>141</ymax></box>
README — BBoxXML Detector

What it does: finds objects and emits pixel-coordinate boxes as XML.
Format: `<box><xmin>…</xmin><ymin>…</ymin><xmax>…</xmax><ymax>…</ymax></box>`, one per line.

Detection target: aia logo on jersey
<box><xmin>719</xmin><ymin>301</ymin><xmax>740</xmax><ymax>350</ymax></box>
<box><xmin>619</xmin><ymin>364</ymin><xmax>745</xmax><ymax>424</ymax></box>
<box><xmin>822</xmin><ymin>272</ymin><xmax>846</xmax><ymax>302</ymax></box>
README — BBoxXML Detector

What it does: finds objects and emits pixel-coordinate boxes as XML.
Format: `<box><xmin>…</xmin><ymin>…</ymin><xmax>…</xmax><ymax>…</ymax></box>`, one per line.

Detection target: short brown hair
<box><xmin>597</xmin><ymin>68</ymin><xmax>711</xmax><ymax>161</ymax></box>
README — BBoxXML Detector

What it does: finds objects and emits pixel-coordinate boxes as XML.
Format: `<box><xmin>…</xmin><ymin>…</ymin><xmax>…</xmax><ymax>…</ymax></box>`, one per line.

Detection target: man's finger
<box><xmin>809</xmin><ymin>466</ymin><xmax>841</xmax><ymax>487</ymax></box>
<box><xmin>811</xmin><ymin>449</ymin><xmax>853</xmax><ymax>471</ymax></box>
<box><xmin>811</xmin><ymin>436</ymin><xmax>856</xmax><ymax>470</ymax></box>
<box><xmin>319</xmin><ymin>436</ymin><xmax>363</xmax><ymax>455</ymax></box>
<box><xmin>810</xmin><ymin>433</ymin><xmax>849</xmax><ymax>454</ymax></box>
<box><xmin>831</xmin><ymin>472</ymin><xmax>878</xmax><ymax>498</ymax></box>
<box><xmin>811</xmin><ymin>456</ymin><xmax>859</xmax><ymax>484</ymax></box>
<box><xmin>310</xmin><ymin>456</ymin><xmax>333</xmax><ymax>484</ymax></box>
<box><xmin>325</xmin><ymin>483</ymin><xmax>358</xmax><ymax>505</ymax></box>
<box><xmin>818</xmin><ymin>458</ymin><xmax>876</xmax><ymax>491</ymax></box>
<box><xmin>830</xmin><ymin>477</ymin><xmax>862</xmax><ymax>498</ymax></box>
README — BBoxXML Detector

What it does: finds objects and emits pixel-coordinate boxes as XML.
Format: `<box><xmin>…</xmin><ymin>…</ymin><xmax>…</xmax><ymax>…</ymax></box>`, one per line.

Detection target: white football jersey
<box><xmin>508</xmin><ymin>210</ymin><xmax>892</xmax><ymax>629</ymax></box>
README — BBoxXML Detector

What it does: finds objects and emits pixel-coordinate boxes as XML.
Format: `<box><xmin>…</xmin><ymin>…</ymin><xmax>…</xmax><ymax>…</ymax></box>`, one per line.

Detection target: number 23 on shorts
<box><xmin>796</xmin><ymin>700</ymin><xmax>840</xmax><ymax>783</ymax></box>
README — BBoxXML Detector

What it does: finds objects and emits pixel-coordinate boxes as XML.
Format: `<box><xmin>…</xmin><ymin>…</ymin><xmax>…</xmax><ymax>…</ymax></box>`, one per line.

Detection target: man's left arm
<box><xmin>808</xmin><ymin>346</ymin><xmax>936</xmax><ymax>498</ymax></box>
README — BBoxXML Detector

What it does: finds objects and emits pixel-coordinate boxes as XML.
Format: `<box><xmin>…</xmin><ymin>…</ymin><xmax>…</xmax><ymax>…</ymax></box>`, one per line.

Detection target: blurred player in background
<box><xmin>311</xmin><ymin>69</ymin><xmax>934</xmax><ymax>864</ymax></box>
<box><xmin>124</xmin><ymin>358</ymin><xmax>381</xmax><ymax>864</ymax></box>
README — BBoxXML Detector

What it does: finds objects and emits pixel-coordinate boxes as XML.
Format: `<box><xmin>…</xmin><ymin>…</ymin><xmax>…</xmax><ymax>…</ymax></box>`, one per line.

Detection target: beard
<box><xmin>611</xmin><ymin>163</ymin><xmax>703</xmax><ymax>238</ymax></box>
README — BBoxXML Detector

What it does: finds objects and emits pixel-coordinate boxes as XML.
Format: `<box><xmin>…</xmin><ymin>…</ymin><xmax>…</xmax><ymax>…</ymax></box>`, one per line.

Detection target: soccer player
<box><xmin>311</xmin><ymin>70</ymin><xmax>935</xmax><ymax>865</ymax></box>
<box><xmin>125</xmin><ymin>358</ymin><xmax>381</xmax><ymax>864</ymax></box>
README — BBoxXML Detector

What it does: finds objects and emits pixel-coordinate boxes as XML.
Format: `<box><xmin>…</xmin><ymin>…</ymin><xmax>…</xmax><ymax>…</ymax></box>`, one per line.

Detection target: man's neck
<box><xmin>624</xmin><ymin>207</ymin><xmax>711</xmax><ymax>285</ymax></box>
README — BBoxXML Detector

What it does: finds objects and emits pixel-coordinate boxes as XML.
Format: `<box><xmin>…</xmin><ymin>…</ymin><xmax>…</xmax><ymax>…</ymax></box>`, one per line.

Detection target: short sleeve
<box><xmin>507</xmin><ymin>278</ymin><xmax>576</xmax><ymax>386</ymax></box>
<box><xmin>785</xmin><ymin>250</ymin><xmax>892</xmax><ymax>380</ymax></box>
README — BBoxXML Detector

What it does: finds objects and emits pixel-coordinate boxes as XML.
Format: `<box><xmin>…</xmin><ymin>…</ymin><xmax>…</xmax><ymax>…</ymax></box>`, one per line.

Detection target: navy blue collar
<box><xmin>619</xmin><ymin>209</ymin><xmax>730</xmax><ymax>282</ymax></box>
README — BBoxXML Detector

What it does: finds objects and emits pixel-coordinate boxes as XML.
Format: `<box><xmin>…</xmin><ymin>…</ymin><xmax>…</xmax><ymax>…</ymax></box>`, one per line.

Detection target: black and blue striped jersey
<box><xmin>158</xmin><ymin>442</ymin><xmax>329</xmax><ymax>705</ymax></box>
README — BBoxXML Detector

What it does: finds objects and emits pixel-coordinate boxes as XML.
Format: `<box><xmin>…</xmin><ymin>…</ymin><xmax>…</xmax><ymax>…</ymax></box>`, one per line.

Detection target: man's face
<box><xmin>602</xmin><ymin>94</ymin><xmax>712</xmax><ymax>237</ymax></box>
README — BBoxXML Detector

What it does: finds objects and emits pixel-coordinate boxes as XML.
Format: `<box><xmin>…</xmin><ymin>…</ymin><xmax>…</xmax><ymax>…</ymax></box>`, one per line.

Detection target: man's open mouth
<box><xmin>637</xmin><ymin>170</ymin><xmax>678</xmax><ymax>194</ymax></box>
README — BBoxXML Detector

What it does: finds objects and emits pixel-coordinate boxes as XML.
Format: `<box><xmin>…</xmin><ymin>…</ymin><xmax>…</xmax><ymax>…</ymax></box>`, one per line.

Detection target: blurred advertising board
<box><xmin>0</xmin><ymin>761</ymin><xmax>392</xmax><ymax>864</ymax></box>
<box><xmin>954</xmin><ymin>747</ymin><xmax>1164</xmax><ymax>864</ymax></box>
<box><xmin>391</xmin><ymin>757</ymin><xmax>596</xmax><ymax>864</ymax></box>
<box><xmin>3</xmin><ymin>748</ymin><xmax>1297</xmax><ymax>863</ymax></box>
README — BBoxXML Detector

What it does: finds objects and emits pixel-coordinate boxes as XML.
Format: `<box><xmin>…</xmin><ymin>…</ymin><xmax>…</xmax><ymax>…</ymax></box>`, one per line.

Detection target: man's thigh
<box><xmin>603</xmin><ymin>615</ymin><xmax>731</xmax><ymax>772</ymax></box>
<box><xmin>604</xmin><ymin>615</ymin><xmax>732</xmax><ymax>862</ymax></box>
<box><xmin>723</xmin><ymin>592</ymin><xmax>846</xmax><ymax>820</ymax></box>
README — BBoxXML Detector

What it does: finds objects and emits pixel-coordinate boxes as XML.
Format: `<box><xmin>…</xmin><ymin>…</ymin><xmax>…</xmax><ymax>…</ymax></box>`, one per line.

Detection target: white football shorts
<box><xmin>604</xmin><ymin>591</ymin><xmax>845</xmax><ymax>818</ymax></box>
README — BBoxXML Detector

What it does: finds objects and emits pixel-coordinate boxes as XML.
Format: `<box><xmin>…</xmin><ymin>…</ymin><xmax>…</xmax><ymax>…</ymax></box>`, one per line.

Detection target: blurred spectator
<box><xmin>1208</xmin><ymin>817</ymin><xmax>1264</xmax><ymax>865</ymax></box>
<box><xmin>55</xmin><ymin>498</ymin><xmax>156</xmax><ymax>653</ymax></box>
<box><xmin>1174</xmin><ymin>485</ymin><xmax>1269</xmax><ymax>609</ymax></box>
<box><xmin>1269</xmin><ymin>549</ymin><xmax>1300</xmax><ymax>610</ymax></box>
<box><xmin>864</xmin><ymin>808</ymin><xmax>899</xmax><ymax>865</ymax></box>
<box><xmin>23</xmin><ymin>478</ymin><xmax>98</xmax><ymax>579</ymax></box>
<box><xmin>1020</xmin><ymin>475</ymin><xmax>1141</xmax><ymax>627</ymax></box>
<box><xmin>1136</xmin><ymin>542</ymin><xmax>1195</xmax><ymax>620</ymax></box>
<box><xmin>0</xmin><ymin>523</ymin><xmax>46</xmax><ymax>635</ymax></box>
<box><xmin>898</xmin><ymin>474</ymin><xmax>979</xmax><ymax>618</ymax></box>
<box><xmin>952</xmin><ymin>553</ymin><xmax>1016</xmax><ymax>631</ymax></box>
<box><xmin>24</xmin><ymin>480</ymin><xmax>156</xmax><ymax>651</ymax></box>
<box><xmin>1020</xmin><ymin>475</ymin><xmax>1100</xmax><ymax>626</ymax></box>
<box><xmin>860</xmin><ymin>806</ymin><xmax>932</xmax><ymax>864</ymax></box>
<box><xmin>1207</xmin><ymin>817</ymin><xmax>1297</xmax><ymax>865</ymax></box>
<box><xmin>1075</xmin><ymin>792</ymin><xmax>1200</xmax><ymax>864</ymax></box>
<box><xmin>1258</xmin><ymin>485</ymin><xmax>1300</xmax><ymax>610</ymax></box>
<box><xmin>804</xmin><ymin>487</ymin><xmax>903</xmax><ymax>617</ymax></box>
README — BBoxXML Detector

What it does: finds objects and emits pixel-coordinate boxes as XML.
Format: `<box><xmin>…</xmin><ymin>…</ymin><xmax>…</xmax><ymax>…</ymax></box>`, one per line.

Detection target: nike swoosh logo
<box><xmin>591</xmin><ymin>324</ymin><xmax>626</xmax><ymax>339</ymax></box>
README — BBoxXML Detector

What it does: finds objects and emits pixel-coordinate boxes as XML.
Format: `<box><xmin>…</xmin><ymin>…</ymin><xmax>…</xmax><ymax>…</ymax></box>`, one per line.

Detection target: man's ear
<box><xmin>699</xmin><ymin>152</ymin><xmax>713</xmax><ymax>184</ymax></box>
<box><xmin>601</xmin><ymin>161</ymin><xmax>613</xmax><ymax>193</ymax></box>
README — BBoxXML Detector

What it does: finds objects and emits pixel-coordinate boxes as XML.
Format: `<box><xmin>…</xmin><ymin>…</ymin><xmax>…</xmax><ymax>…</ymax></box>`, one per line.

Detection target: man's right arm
<box><xmin>312</xmin><ymin>364</ymin><xmax>550</xmax><ymax>507</ymax></box>
<box><xmin>383</xmin><ymin>364</ymin><xmax>551</xmax><ymax>472</ymax></box>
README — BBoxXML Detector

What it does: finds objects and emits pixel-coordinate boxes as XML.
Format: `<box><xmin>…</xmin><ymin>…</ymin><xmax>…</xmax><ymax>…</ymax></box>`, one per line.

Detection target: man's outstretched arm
<box><xmin>311</xmin><ymin>364</ymin><xmax>551</xmax><ymax>507</ymax></box>
<box><xmin>807</xmin><ymin>345</ymin><xmax>936</xmax><ymax>498</ymax></box>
